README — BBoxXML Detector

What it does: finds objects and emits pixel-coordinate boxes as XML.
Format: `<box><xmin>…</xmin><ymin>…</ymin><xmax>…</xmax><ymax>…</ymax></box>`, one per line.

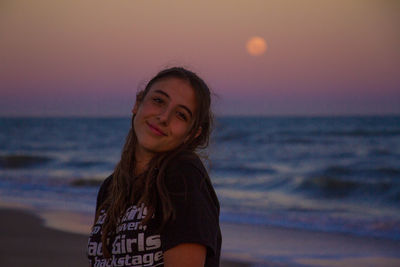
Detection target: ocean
<box><xmin>0</xmin><ymin>116</ymin><xmax>399</xmax><ymax>241</ymax></box>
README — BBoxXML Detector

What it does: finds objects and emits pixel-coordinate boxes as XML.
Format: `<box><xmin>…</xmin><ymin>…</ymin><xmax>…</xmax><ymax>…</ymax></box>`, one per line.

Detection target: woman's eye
<box><xmin>177</xmin><ymin>111</ymin><xmax>188</xmax><ymax>121</ymax></box>
<box><xmin>152</xmin><ymin>97</ymin><xmax>164</xmax><ymax>104</ymax></box>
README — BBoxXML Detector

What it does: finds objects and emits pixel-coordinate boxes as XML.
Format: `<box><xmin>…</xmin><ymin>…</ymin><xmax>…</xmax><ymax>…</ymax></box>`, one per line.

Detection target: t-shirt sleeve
<box><xmin>161</xmin><ymin>158</ymin><xmax>220</xmax><ymax>258</ymax></box>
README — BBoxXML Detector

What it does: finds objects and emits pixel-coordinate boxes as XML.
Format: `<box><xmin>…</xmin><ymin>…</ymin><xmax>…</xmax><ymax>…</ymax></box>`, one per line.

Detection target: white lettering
<box><xmin>143</xmin><ymin>252</ymin><xmax>154</xmax><ymax>266</ymax></box>
<box><xmin>154</xmin><ymin>251</ymin><xmax>163</xmax><ymax>262</ymax></box>
<box><xmin>87</xmin><ymin>241</ymin><xmax>97</xmax><ymax>256</ymax></box>
<box><xmin>138</xmin><ymin>233</ymin><xmax>145</xmax><ymax>251</ymax></box>
<box><xmin>146</xmin><ymin>235</ymin><xmax>161</xmax><ymax>250</ymax></box>
<box><xmin>91</xmin><ymin>225</ymin><xmax>101</xmax><ymax>235</ymax></box>
<box><xmin>131</xmin><ymin>255</ymin><xmax>142</xmax><ymax>265</ymax></box>
<box><xmin>126</xmin><ymin>238</ymin><xmax>137</xmax><ymax>253</ymax></box>
<box><xmin>112</xmin><ymin>235</ymin><xmax>121</xmax><ymax>254</ymax></box>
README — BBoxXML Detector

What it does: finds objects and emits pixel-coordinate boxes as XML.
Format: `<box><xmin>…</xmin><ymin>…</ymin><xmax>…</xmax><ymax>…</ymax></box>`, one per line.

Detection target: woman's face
<box><xmin>133</xmin><ymin>77</ymin><xmax>198</xmax><ymax>159</ymax></box>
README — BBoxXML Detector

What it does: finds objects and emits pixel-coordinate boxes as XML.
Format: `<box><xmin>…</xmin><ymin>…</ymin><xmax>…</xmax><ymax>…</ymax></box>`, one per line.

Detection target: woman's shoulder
<box><xmin>96</xmin><ymin>174</ymin><xmax>113</xmax><ymax>210</ymax></box>
<box><xmin>167</xmin><ymin>150</ymin><xmax>207</xmax><ymax>176</ymax></box>
<box><xmin>165</xmin><ymin>150</ymin><xmax>219</xmax><ymax>208</ymax></box>
<box><xmin>99</xmin><ymin>174</ymin><xmax>113</xmax><ymax>194</ymax></box>
<box><xmin>165</xmin><ymin>151</ymin><xmax>209</xmax><ymax>189</ymax></box>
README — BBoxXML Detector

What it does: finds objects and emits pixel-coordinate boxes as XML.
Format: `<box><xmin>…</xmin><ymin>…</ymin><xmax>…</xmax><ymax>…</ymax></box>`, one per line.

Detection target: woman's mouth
<box><xmin>146</xmin><ymin>122</ymin><xmax>167</xmax><ymax>136</ymax></box>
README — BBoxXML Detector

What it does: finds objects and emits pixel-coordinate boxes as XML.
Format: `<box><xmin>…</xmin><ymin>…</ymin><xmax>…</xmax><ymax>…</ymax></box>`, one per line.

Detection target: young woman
<box><xmin>87</xmin><ymin>67</ymin><xmax>221</xmax><ymax>267</ymax></box>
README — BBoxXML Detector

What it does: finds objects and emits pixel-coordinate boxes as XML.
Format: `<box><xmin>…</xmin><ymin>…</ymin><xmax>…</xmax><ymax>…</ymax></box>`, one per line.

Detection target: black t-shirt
<box><xmin>87</xmin><ymin>153</ymin><xmax>221</xmax><ymax>267</ymax></box>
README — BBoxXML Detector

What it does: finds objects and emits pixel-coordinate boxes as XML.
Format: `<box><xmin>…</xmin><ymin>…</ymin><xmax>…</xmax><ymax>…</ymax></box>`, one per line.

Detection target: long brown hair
<box><xmin>95</xmin><ymin>67</ymin><xmax>213</xmax><ymax>258</ymax></box>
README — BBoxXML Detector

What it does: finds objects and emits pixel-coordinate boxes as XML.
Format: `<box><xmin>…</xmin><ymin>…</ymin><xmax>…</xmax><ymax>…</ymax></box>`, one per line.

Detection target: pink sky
<box><xmin>1</xmin><ymin>0</ymin><xmax>399</xmax><ymax>116</ymax></box>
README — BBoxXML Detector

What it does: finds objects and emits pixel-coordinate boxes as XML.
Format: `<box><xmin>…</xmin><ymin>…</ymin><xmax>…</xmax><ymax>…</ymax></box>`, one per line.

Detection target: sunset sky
<box><xmin>1</xmin><ymin>0</ymin><xmax>399</xmax><ymax>116</ymax></box>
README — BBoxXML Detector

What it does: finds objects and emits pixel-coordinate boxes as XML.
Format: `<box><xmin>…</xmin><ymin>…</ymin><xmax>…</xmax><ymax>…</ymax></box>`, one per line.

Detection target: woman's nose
<box><xmin>157</xmin><ymin>108</ymin><xmax>170</xmax><ymax>125</ymax></box>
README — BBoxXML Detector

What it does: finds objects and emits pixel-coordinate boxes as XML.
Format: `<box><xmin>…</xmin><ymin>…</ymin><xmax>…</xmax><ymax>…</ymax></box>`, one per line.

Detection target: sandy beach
<box><xmin>0</xmin><ymin>207</ymin><xmax>250</xmax><ymax>267</ymax></box>
<box><xmin>0</xmin><ymin>208</ymin><xmax>89</xmax><ymax>267</ymax></box>
<box><xmin>1</xmin><ymin>206</ymin><xmax>400</xmax><ymax>267</ymax></box>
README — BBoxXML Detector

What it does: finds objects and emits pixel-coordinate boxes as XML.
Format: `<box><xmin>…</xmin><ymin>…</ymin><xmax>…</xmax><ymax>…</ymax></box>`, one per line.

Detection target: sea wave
<box><xmin>308</xmin><ymin>129</ymin><xmax>400</xmax><ymax>137</ymax></box>
<box><xmin>212</xmin><ymin>164</ymin><xmax>276</xmax><ymax>175</ymax></box>
<box><xmin>0</xmin><ymin>154</ymin><xmax>53</xmax><ymax>169</ymax></box>
<box><xmin>216</xmin><ymin>131</ymin><xmax>250</xmax><ymax>142</ymax></box>
<box><xmin>65</xmin><ymin>160</ymin><xmax>108</xmax><ymax>168</ymax></box>
<box><xmin>321</xmin><ymin>165</ymin><xmax>400</xmax><ymax>179</ymax></box>
<box><xmin>70</xmin><ymin>178</ymin><xmax>103</xmax><ymax>187</ymax></box>
<box><xmin>296</xmin><ymin>175</ymin><xmax>399</xmax><ymax>201</ymax></box>
<box><xmin>376</xmin><ymin>167</ymin><xmax>400</xmax><ymax>177</ymax></box>
<box><xmin>297</xmin><ymin>176</ymin><xmax>359</xmax><ymax>198</ymax></box>
<box><xmin>322</xmin><ymin>166</ymin><xmax>354</xmax><ymax>175</ymax></box>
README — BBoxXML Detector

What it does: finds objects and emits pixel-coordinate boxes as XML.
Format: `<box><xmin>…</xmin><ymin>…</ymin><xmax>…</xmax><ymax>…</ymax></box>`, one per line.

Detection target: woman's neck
<box><xmin>134</xmin><ymin>149</ymin><xmax>154</xmax><ymax>176</ymax></box>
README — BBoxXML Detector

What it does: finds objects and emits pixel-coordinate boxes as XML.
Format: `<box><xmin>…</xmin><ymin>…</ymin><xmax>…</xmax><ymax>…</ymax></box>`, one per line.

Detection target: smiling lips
<box><xmin>146</xmin><ymin>121</ymin><xmax>167</xmax><ymax>136</ymax></box>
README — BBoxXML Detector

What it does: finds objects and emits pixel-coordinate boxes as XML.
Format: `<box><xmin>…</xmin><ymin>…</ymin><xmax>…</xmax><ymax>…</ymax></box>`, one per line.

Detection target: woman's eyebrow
<box><xmin>154</xmin><ymin>89</ymin><xmax>170</xmax><ymax>99</ymax></box>
<box><xmin>153</xmin><ymin>89</ymin><xmax>193</xmax><ymax>118</ymax></box>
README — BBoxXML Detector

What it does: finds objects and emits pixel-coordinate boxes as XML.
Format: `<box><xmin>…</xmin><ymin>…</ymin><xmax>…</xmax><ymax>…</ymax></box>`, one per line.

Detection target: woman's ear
<box><xmin>184</xmin><ymin>127</ymin><xmax>202</xmax><ymax>144</ymax></box>
<box><xmin>194</xmin><ymin>126</ymin><xmax>202</xmax><ymax>139</ymax></box>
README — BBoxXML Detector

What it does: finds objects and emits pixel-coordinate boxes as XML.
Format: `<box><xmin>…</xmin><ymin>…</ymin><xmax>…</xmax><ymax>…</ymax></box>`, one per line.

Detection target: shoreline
<box><xmin>1</xmin><ymin>202</ymin><xmax>400</xmax><ymax>267</ymax></box>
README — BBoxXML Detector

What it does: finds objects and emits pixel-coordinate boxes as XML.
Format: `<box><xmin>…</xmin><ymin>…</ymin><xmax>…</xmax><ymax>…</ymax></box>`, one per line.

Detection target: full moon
<box><xmin>246</xmin><ymin>36</ymin><xmax>267</xmax><ymax>56</ymax></box>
